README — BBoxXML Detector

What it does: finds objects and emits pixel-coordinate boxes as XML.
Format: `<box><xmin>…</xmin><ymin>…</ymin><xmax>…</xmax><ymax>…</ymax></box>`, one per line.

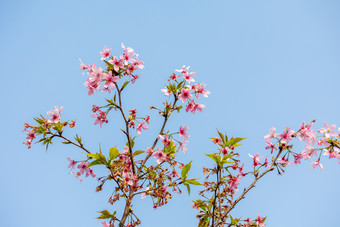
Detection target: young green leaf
<box><xmin>109</xmin><ymin>146</ymin><xmax>119</xmax><ymax>161</ymax></box>
<box><xmin>181</xmin><ymin>161</ymin><xmax>192</xmax><ymax>179</ymax></box>
<box><xmin>133</xmin><ymin>150</ymin><xmax>145</xmax><ymax>156</ymax></box>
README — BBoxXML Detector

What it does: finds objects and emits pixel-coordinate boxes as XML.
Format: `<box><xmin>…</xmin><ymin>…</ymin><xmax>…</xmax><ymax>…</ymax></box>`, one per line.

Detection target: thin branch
<box><xmin>214</xmin><ymin>148</ymin><xmax>283</xmax><ymax>227</ymax></box>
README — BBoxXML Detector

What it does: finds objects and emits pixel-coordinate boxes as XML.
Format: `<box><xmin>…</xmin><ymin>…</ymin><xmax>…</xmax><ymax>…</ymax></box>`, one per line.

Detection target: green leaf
<box><xmin>205</xmin><ymin>154</ymin><xmax>220</xmax><ymax>165</ymax></box>
<box><xmin>217</xmin><ymin>129</ymin><xmax>226</xmax><ymax>144</ymax></box>
<box><xmin>181</xmin><ymin>161</ymin><xmax>192</xmax><ymax>179</ymax></box>
<box><xmin>109</xmin><ymin>146</ymin><xmax>119</xmax><ymax>161</ymax></box>
<box><xmin>87</xmin><ymin>159</ymin><xmax>102</xmax><ymax>168</ymax></box>
<box><xmin>122</xmin><ymin>81</ymin><xmax>129</xmax><ymax>90</ymax></box>
<box><xmin>186</xmin><ymin>178</ymin><xmax>202</xmax><ymax>185</ymax></box>
<box><xmin>226</xmin><ymin>137</ymin><xmax>246</xmax><ymax>147</ymax></box>
<box><xmin>133</xmin><ymin>150</ymin><xmax>145</xmax><ymax>156</ymax></box>
<box><xmin>185</xmin><ymin>183</ymin><xmax>191</xmax><ymax>195</ymax></box>
<box><xmin>97</xmin><ymin>210</ymin><xmax>112</xmax><ymax>219</ymax></box>
<box><xmin>85</xmin><ymin>153</ymin><xmax>100</xmax><ymax>160</ymax></box>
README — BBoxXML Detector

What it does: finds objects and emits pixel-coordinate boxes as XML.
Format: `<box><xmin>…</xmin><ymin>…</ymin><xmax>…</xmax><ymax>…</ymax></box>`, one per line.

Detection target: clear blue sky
<box><xmin>1</xmin><ymin>0</ymin><xmax>340</xmax><ymax>226</ymax></box>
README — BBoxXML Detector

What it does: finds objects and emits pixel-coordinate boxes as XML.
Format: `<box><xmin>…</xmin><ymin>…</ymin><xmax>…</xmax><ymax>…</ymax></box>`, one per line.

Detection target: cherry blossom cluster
<box><xmin>262</xmin><ymin>121</ymin><xmax>340</xmax><ymax>173</ymax></box>
<box><xmin>81</xmin><ymin>44</ymin><xmax>144</xmax><ymax>96</ymax></box>
<box><xmin>91</xmin><ymin>105</ymin><xmax>109</xmax><ymax>128</ymax></box>
<box><xmin>23</xmin><ymin>106</ymin><xmax>75</xmax><ymax>149</ymax></box>
<box><xmin>161</xmin><ymin>65</ymin><xmax>210</xmax><ymax>114</ymax></box>
<box><xmin>68</xmin><ymin>159</ymin><xmax>96</xmax><ymax>182</ymax></box>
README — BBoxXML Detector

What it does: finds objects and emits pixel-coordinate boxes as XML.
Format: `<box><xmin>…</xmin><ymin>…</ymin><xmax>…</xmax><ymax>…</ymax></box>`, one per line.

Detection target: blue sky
<box><xmin>1</xmin><ymin>0</ymin><xmax>340</xmax><ymax>226</ymax></box>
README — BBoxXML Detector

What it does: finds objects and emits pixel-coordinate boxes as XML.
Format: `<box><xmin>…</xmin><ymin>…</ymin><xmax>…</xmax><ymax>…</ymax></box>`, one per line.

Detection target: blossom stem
<box><xmin>214</xmin><ymin>148</ymin><xmax>283</xmax><ymax>227</ymax></box>
<box><xmin>115</xmin><ymin>82</ymin><xmax>136</xmax><ymax>175</ymax></box>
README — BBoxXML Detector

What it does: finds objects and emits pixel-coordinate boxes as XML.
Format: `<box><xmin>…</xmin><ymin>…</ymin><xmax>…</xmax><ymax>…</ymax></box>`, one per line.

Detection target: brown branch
<box><xmin>51</xmin><ymin>132</ymin><xmax>91</xmax><ymax>154</ymax></box>
<box><xmin>213</xmin><ymin>148</ymin><xmax>283</xmax><ymax>227</ymax></box>
<box><xmin>115</xmin><ymin>82</ymin><xmax>136</xmax><ymax>175</ymax></box>
<box><xmin>136</xmin><ymin>97</ymin><xmax>178</xmax><ymax>177</ymax></box>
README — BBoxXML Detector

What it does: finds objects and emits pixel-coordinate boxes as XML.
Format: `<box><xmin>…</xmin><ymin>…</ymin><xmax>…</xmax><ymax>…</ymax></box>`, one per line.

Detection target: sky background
<box><xmin>1</xmin><ymin>0</ymin><xmax>340</xmax><ymax>226</ymax></box>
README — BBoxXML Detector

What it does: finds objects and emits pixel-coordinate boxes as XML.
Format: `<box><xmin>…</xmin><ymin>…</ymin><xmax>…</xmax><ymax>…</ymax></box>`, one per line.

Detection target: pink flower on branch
<box><xmin>47</xmin><ymin>106</ymin><xmax>64</xmax><ymax>123</ymax></box>
<box><xmin>318</xmin><ymin>122</ymin><xmax>337</xmax><ymax>138</ymax></box>
<box><xmin>178</xmin><ymin>88</ymin><xmax>192</xmax><ymax>103</ymax></box>
<box><xmin>161</xmin><ymin>87</ymin><xmax>172</xmax><ymax>97</ymax></box>
<box><xmin>228</xmin><ymin>175</ymin><xmax>242</xmax><ymax>191</ymax></box>
<box><xmin>312</xmin><ymin>160</ymin><xmax>324</xmax><ymax>170</ymax></box>
<box><xmin>256</xmin><ymin>215</ymin><xmax>265</xmax><ymax>227</ymax></box>
<box><xmin>152</xmin><ymin>148</ymin><xmax>167</xmax><ymax>164</ymax></box>
<box><xmin>265</xmin><ymin>141</ymin><xmax>277</xmax><ymax>154</ymax></box>
<box><xmin>179</xmin><ymin>126</ymin><xmax>190</xmax><ymax>139</ymax></box>
<box><xmin>109</xmin><ymin>56</ymin><xmax>124</xmax><ymax>72</ymax></box>
<box><xmin>100</xmin><ymin>46</ymin><xmax>111</xmax><ymax>60</ymax></box>
<box><xmin>103</xmin><ymin>71</ymin><xmax>119</xmax><ymax>88</ymax></box>
<box><xmin>279</xmin><ymin>127</ymin><xmax>295</xmax><ymax>145</ymax></box>
<box><xmin>91</xmin><ymin>110</ymin><xmax>108</xmax><ymax>127</ymax></box>
<box><xmin>67</xmin><ymin>157</ymin><xmax>76</xmax><ymax>170</ymax></box>
<box><xmin>69</xmin><ymin>172</ymin><xmax>82</xmax><ymax>182</ymax></box>
<box><xmin>264</xmin><ymin>126</ymin><xmax>277</xmax><ymax>141</ymax></box>
<box><xmin>249</xmin><ymin>153</ymin><xmax>262</xmax><ymax>167</ymax></box>
<box><xmin>136</xmin><ymin>121</ymin><xmax>148</xmax><ymax>135</ymax></box>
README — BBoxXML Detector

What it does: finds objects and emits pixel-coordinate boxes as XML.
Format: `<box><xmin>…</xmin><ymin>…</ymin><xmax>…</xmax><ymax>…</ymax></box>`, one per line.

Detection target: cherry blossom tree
<box><xmin>23</xmin><ymin>44</ymin><xmax>340</xmax><ymax>227</ymax></box>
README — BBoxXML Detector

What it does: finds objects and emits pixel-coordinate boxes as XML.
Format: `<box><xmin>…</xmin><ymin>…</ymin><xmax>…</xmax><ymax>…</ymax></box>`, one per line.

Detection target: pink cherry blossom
<box><xmin>77</xmin><ymin>162</ymin><xmax>89</xmax><ymax>175</ymax></box>
<box><xmin>192</xmin><ymin>102</ymin><xmax>205</xmax><ymax>113</ymax></box>
<box><xmin>312</xmin><ymin>160</ymin><xmax>324</xmax><ymax>170</ymax></box>
<box><xmin>152</xmin><ymin>148</ymin><xmax>167</xmax><ymax>164</ymax></box>
<box><xmin>136</xmin><ymin>121</ymin><xmax>148</xmax><ymax>135</ymax></box>
<box><xmin>179</xmin><ymin>126</ymin><xmax>190</xmax><ymax>139</ymax></box>
<box><xmin>277</xmin><ymin>157</ymin><xmax>290</xmax><ymax>166</ymax></box>
<box><xmin>161</xmin><ymin>87</ymin><xmax>172</xmax><ymax>97</ymax></box>
<box><xmin>256</xmin><ymin>215</ymin><xmax>265</xmax><ymax>227</ymax></box>
<box><xmin>136</xmin><ymin>121</ymin><xmax>147</xmax><ymax>134</ymax></box>
<box><xmin>104</xmin><ymin>71</ymin><xmax>119</xmax><ymax>88</ymax></box>
<box><xmin>101</xmin><ymin>221</ymin><xmax>109</xmax><ymax>227</ymax></box>
<box><xmin>318</xmin><ymin>122</ymin><xmax>337</xmax><ymax>138</ymax></box>
<box><xmin>192</xmin><ymin>83</ymin><xmax>211</xmax><ymax>98</ymax></box>
<box><xmin>47</xmin><ymin>106</ymin><xmax>64</xmax><ymax>123</ymax></box>
<box><xmin>175</xmin><ymin>65</ymin><xmax>190</xmax><ymax>74</ymax></box>
<box><xmin>221</xmin><ymin>147</ymin><xmax>230</xmax><ymax>156</ymax></box>
<box><xmin>249</xmin><ymin>153</ymin><xmax>262</xmax><ymax>167</ymax></box>
<box><xmin>84</xmin><ymin>79</ymin><xmax>99</xmax><ymax>95</ymax></box>
<box><xmin>263</xmin><ymin>157</ymin><xmax>270</xmax><ymax>167</ymax></box>
<box><xmin>100</xmin><ymin>46</ymin><xmax>111</xmax><ymax>60</ymax></box>
<box><xmin>133</xmin><ymin>54</ymin><xmax>144</xmax><ymax>69</ymax></box>
<box><xmin>67</xmin><ymin>157</ymin><xmax>76</xmax><ymax>170</ymax></box>
<box><xmin>212</xmin><ymin>137</ymin><xmax>223</xmax><ymax>145</ymax></box>
<box><xmin>297</xmin><ymin>122</ymin><xmax>315</xmax><ymax>143</ymax></box>
<box><xmin>186</xmin><ymin>100</ymin><xmax>205</xmax><ymax>113</ymax></box>
<box><xmin>301</xmin><ymin>144</ymin><xmax>317</xmax><ymax>160</ymax></box>
<box><xmin>265</xmin><ymin>141</ymin><xmax>277</xmax><ymax>154</ymax></box>
<box><xmin>129</xmin><ymin>108</ymin><xmax>137</xmax><ymax>117</ymax></box>
<box><xmin>120</xmin><ymin>43</ymin><xmax>135</xmax><ymax>65</ymax></box>
<box><xmin>141</xmin><ymin>187</ymin><xmax>150</xmax><ymax>199</ymax></box>
<box><xmin>280</xmin><ymin>127</ymin><xmax>295</xmax><ymax>145</ymax></box>
<box><xmin>146</xmin><ymin>147</ymin><xmax>154</xmax><ymax>154</ymax></box>
<box><xmin>179</xmin><ymin>138</ymin><xmax>188</xmax><ymax>153</ymax></box>
<box><xmin>88</xmin><ymin>66</ymin><xmax>104</xmax><ymax>84</ymax></box>
<box><xmin>159</xmin><ymin>135</ymin><xmax>170</xmax><ymax>148</ymax></box>
<box><xmin>323</xmin><ymin>149</ymin><xmax>338</xmax><ymax>159</ymax></box>
<box><xmin>91</xmin><ymin>110</ymin><xmax>108</xmax><ymax>127</ymax></box>
<box><xmin>294</xmin><ymin>153</ymin><xmax>303</xmax><ymax>165</ymax></box>
<box><xmin>318</xmin><ymin>137</ymin><xmax>330</xmax><ymax>147</ymax></box>
<box><xmin>109</xmin><ymin>56</ymin><xmax>124</xmax><ymax>72</ymax></box>
<box><xmin>264</xmin><ymin>126</ymin><xmax>277</xmax><ymax>141</ymax></box>
<box><xmin>228</xmin><ymin>175</ymin><xmax>241</xmax><ymax>191</ymax></box>
<box><xmin>178</xmin><ymin>88</ymin><xmax>192</xmax><ymax>103</ymax></box>
<box><xmin>69</xmin><ymin>172</ymin><xmax>82</xmax><ymax>182</ymax></box>
<box><xmin>183</xmin><ymin>71</ymin><xmax>195</xmax><ymax>83</ymax></box>
<box><xmin>168</xmin><ymin>73</ymin><xmax>180</xmax><ymax>81</ymax></box>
